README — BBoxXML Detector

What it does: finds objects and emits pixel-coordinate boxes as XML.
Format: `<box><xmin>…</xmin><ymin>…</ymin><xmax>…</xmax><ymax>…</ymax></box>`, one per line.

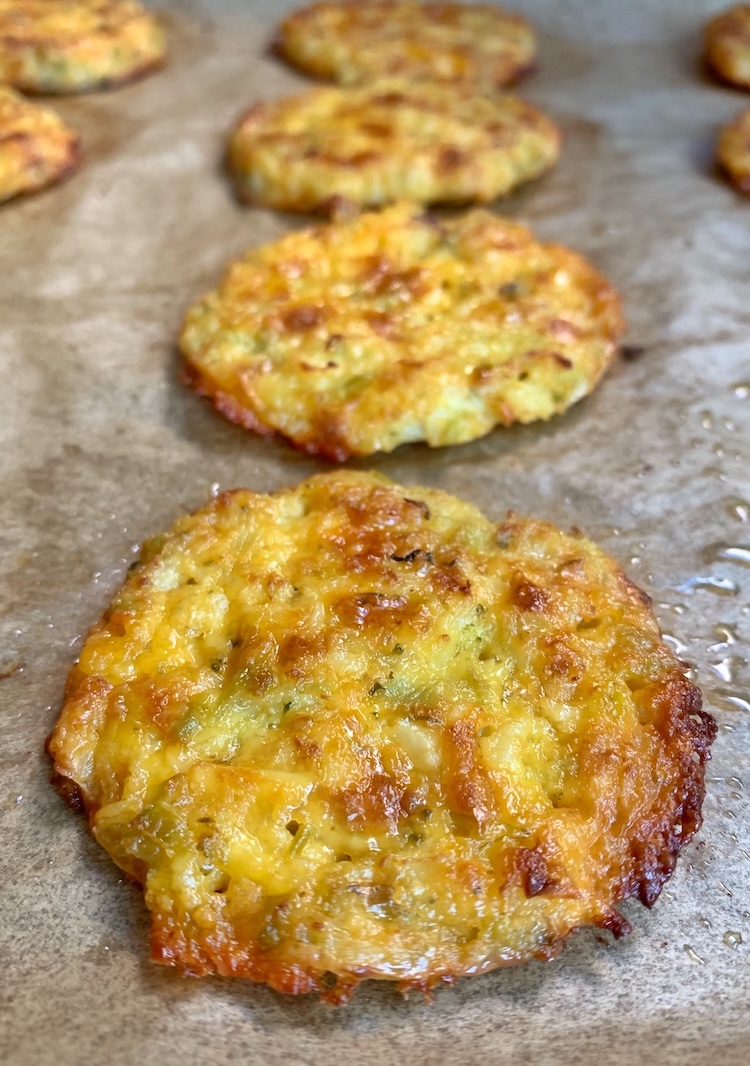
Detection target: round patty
<box><xmin>0</xmin><ymin>86</ymin><xmax>80</xmax><ymax>202</ymax></box>
<box><xmin>180</xmin><ymin>203</ymin><xmax>622</xmax><ymax>460</ymax></box>
<box><xmin>227</xmin><ymin>79</ymin><xmax>560</xmax><ymax>213</ymax></box>
<box><xmin>717</xmin><ymin>107</ymin><xmax>750</xmax><ymax>192</ymax></box>
<box><xmin>0</xmin><ymin>0</ymin><xmax>165</xmax><ymax>93</ymax></box>
<box><xmin>48</xmin><ymin>471</ymin><xmax>716</xmax><ymax>1002</ymax></box>
<box><xmin>276</xmin><ymin>1</ymin><xmax>536</xmax><ymax>89</ymax></box>
<box><xmin>704</xmin><ymin>4</ymin><xmax>750</xmax><ymax>88</ymax></box>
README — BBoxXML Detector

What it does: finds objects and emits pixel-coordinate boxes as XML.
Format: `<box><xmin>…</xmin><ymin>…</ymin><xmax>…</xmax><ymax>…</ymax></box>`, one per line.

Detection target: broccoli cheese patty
<box><xmin>180</xmin><ymin>204</ymin><xmax>622</xmax><ymax>460</ymax></box>
<box><xmin>0</xmin><ymin>0</ymin><xmax>165</xmax><ymax>94</ymax></box>
<box><xmin>227</xmin><ymin>79</ymin><xmax>560</xmax><ymax>213</ymax></box>
<box><xmin>0</xmin><ymin>86</ymin><xmax>80</xmax><ymax>202</ymax></box>
<box><xmin>717</xmin><ymin>107</ymin><xmax>750</xmax><ymax>192</ymax></box>
<box><xmin>276</xmin><ymin>1</ymin><xmax>536</xmax><ymax>90</ymax></box>
<box><xmin>704</xmin><ymin>5</ymin><xmax>750</xmax><ymax>89</ymax></box>
<box><xmin>48</xmin><ymin>471</ymin><xmax>716</xmax><ymax>1002</ymax></box>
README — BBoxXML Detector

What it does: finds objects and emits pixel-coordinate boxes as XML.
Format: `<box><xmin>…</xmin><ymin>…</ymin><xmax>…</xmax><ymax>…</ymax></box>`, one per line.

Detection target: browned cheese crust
<box><xmin>227</xmin><ymin>78</ymin><xmax>560</xmax><ymax>213</ymax></box>
<box><xmin>704</xmin><ymin>4</ymin><xmax>750</xmax><ymax>88</ymax></box>
<box><xmin>0</xmin><ymin>86</ymin><xmax>80</xmax><ymax>202</ymax></box>
<box><xmin>0</xmin><ymin>0</ymin><xmax>166</xmax><ymax>93</ymax></box>
<box><xmin>48</xmin><ymin>471</ymin><xmax>716</xmax><ymax>1002</ymax></box>
<box><xmin>717</xmin><ymin>106</ymin><xmax>750</xmax><ymax>192</ymax></box>
<box><xmin>179</xmin><ymin>204</ymin><xmax>622</xmax><ymax>460</ymax></box>
<box><xmin>276</xmin><ymin>1</ymin><xmax>537</xmax><ymax>89</ymax></box>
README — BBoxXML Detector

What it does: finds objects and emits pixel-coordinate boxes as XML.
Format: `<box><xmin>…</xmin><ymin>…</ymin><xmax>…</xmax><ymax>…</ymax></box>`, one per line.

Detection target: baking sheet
<box><xmin>1</xmin><ymin>1</ymin><xmax>749</xmax><ymax>1063</ymax></box>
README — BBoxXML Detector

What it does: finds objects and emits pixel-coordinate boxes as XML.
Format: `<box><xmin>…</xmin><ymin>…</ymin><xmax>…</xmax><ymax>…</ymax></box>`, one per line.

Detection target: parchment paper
<box><xmin>1</xmin><ymin>2</ymin><xmax>749</xmax><ymax>1063</ymax></box>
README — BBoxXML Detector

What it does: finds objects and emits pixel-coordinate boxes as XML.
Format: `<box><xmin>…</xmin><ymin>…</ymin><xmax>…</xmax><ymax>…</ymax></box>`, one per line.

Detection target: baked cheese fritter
<box><xmin>180</xmin><ymin>204</ymin><xmax>622</xmax><ymax>460</ymax></box>
<box><xmin>0</xmin><ymin>87</ymin><xmax>80</xmax><ymax>203</ymax></box>
<box><xmin>704</xmin><ymin>5</ymin><xmax>750</xmax><ymax>88</ymax></box>
<box><xmin>717</xmin><ymin>107</ymin><xmax>750</xmax><ymax>192</ymax></box>
<box><xmin>227</xmin><ymin>79</ymin><xmax>560</xmax><ymax>213</ymax></box>
<box><xmin>48</xmin><ymin>471</ymin><xmax>716</xmax><ymax>1002</ymax></box>
<box><xmin>0</xmin><ymin>0</ymin><xmax>165</xmax><ymax>93</ymax></box>
<box><xmin>276</xmin><ymin>1</ymin><xmax>536</xmax><ymax>89</ymax></box>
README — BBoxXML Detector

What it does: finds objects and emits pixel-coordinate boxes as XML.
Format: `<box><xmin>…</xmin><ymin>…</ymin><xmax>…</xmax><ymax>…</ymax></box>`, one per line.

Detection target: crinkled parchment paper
<box><xmin>1</xmin><ymin>2</ymin><xmax>748</xmax><ymax>1063</ymax></box>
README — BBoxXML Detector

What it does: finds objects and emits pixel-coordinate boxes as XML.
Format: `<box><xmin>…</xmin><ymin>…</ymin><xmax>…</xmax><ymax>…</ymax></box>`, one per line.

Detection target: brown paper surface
<box><xmin>1</xmin><ymin>2</ymin><xmax>749</xmax><ymax>1063</ymax></box>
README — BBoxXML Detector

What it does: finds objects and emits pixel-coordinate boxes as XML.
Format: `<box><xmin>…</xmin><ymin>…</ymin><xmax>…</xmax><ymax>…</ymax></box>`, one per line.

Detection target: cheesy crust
<box><xmin>276</xmin><ymin>1</ymin><xmax>536</xmax><ymax>90</ymax></box>
<box><xmin>717</xmin><ymin>107</ymin><xmax>750</xmax><ymax>193</ymax></box>
<box><xmin>227</xmin><ymin>79</ymin><xmax>560</xmax><ymax>213</ymax></box>
<box><xmin>180</xmin><ymin>204</ymin><xmax>622</xmax><ymax>460</ymax></box>
<box><xmin>0</xmin><ymin>0</ymin><xmax>165</xmax><ymax>94</ymax></box>
<box><xmin>48</xmin><ymin>471</ymin><xmax>716</xmax><ymax>1002</ymax></box>
<box><xmin>704</xmin><ymin>4</ymin><xmax>750</xmax><ymax>88</ymax></box>
<box><xmin>0</xmin><ymin>86</ymin><xmax>80</xmax><ymax>203</ymax></box>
